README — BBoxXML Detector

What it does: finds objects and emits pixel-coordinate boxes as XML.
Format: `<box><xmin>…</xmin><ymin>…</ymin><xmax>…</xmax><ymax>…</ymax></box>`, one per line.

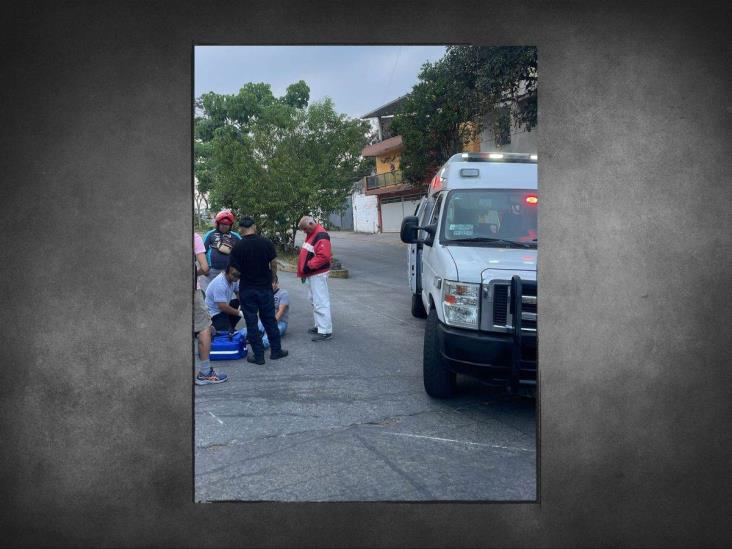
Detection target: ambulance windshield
<box><xmin>441</xmin><ymin>189</ymin><xmax>538</xmax><ymax>246</ymax></box>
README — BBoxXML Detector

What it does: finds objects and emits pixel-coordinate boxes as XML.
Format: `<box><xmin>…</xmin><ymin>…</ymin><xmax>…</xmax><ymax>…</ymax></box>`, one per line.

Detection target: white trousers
<box><xmin>306</xmin><ymin>271</ymin><xmax>332</xmax><ymax>334</ymax></box>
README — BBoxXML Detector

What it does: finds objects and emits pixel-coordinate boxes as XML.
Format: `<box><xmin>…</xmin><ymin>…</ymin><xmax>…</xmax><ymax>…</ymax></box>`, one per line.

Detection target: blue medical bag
<box><xmin>210</xmin><ymin>330</ymin><xmax>247</xmax><ymax>361</ymax></box>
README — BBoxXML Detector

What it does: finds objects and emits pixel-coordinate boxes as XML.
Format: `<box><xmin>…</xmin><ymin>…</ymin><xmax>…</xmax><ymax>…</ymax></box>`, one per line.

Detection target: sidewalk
<box><xmin>295</xmin><ymin>229</ymin><xmax>405</xmax><ymax>248</ymax></box>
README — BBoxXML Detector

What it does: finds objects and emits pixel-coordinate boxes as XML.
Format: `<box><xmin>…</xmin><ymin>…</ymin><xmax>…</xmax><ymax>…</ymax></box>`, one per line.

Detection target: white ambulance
<box><xmin>401</xmin><ymin>152</ymin><xmax>538</xmax><ymax>398</ymax></box>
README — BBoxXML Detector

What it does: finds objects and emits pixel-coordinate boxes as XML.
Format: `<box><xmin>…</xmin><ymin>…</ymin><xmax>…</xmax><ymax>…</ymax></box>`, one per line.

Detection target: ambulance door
<box><xmin>407</xmin><ymin>199</ymin><xmax>427</xmax><ymax>293</ymax></box>
<box><xmin>420</xmin><ymin>191</ymin><xmax>445</xmax><ymax>312</ymax></box>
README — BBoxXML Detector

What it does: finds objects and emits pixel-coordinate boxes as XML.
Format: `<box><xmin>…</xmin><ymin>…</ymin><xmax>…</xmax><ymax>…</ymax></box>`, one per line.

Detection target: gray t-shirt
<box><xmin>273</xmin><ymin>288</ymin><xmax>289</xmax><ymax>323</ymax></box>
<box><xmin>205</xmin><ymin>272</ymin><xmax>239</xmax><ymax>318</ymax></box>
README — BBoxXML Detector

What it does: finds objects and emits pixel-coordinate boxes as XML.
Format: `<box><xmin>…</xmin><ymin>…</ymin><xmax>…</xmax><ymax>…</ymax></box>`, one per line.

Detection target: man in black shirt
<box><xmin>229</xmin><ymin>216</ymin><xmax>288</xmax><ymax>364</ymax></box>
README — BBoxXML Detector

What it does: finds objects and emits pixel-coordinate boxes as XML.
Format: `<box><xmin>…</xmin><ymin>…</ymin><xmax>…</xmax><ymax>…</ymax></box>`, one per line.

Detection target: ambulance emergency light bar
<box><xmin>449</xmin><ymin>152</ymin><xmax>538</xmax><ymax>163</ymax></box>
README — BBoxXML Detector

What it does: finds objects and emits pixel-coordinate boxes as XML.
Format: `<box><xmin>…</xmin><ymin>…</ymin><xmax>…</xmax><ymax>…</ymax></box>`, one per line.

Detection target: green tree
<box><xmin>390</xmin><ymin>46</ymin><xmax>537</xmax><ymax>186</ymax></box>
<box><xmin>195</xmin><ymin>82</ymin><xmax>371</xmax><ymax>248</ymax></box>
<box><xmin>389</xmin><ymin>55</ymin><xmax>477</xmax><ymax>186</ymax></box>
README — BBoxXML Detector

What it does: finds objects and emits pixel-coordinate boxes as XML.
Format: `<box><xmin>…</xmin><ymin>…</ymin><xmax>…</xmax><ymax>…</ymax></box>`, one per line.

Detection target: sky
<box><xmin>194</xmin><ymin>46</ymin><xmax>447</xmax><ymax>119</ymax></box>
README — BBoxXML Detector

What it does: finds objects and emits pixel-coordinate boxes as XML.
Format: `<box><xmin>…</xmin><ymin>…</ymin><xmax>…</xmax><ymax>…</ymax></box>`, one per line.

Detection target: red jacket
<box><xmin>297</xmin><ymin>224</ymin><xmax>332</xmax><ymax>278</ymax></box>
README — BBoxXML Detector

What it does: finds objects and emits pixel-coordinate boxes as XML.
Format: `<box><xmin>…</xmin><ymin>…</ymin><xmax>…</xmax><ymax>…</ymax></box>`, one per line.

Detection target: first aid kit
<box><xmin>210</xmin><ymin>330</ymin><xmax>247</xmax><ymax>361</ymax></box>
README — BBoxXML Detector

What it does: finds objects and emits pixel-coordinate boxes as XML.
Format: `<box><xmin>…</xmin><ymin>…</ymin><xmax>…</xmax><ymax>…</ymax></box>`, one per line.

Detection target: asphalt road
<box><xmin>194</xmin><ymin>231</ymin><xmax>536</xmax><ymax>502</ymax></box>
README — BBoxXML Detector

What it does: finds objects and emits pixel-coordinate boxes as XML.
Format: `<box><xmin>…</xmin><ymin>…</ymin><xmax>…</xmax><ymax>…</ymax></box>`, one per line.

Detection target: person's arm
<box><xmin>275</xmin><ymin>302</ymin><xmax>288</xmax><ymax>321</ymax></box>
<box><xmin>217</xmin><ymin>301</ymin><xmax>242</xmax><ymax>317</ymax></box>
<box><xmin>211</xmin><ymin>283</ymin><xmax>241</xmax><ymax>317</ymax></box>
<box><xmin>194</xmin><ymin>233</ymin><xmax>210</xmax><ymax>276</ymax></box>
<box><xmin>275</xmin><ymin>291</ymin><xmax>289</xmax><ymax>321</ymax></box>
<box><xmin>268</xmin><ymin>240</ymin><xmax>278</xmax><ymax>282</ymax></box>
<box><xmin>195</xmin><ymin>251</ymin><xmax>209</xmax><ymax>277</ymax></box>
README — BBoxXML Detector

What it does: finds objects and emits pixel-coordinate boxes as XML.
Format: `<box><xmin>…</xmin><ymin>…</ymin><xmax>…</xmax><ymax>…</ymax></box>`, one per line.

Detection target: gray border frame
<box><xmin>2</xmin><ymin>1</ymin><xmax>731</xmax><ymax>547</ymax></box>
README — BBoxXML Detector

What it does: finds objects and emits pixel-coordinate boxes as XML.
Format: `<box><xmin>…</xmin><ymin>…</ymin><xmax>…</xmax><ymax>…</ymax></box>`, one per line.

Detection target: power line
<box><xmin>382</xmin><ymin>46</ymin><xmax>402</xmax><ymax>107</ymax></box>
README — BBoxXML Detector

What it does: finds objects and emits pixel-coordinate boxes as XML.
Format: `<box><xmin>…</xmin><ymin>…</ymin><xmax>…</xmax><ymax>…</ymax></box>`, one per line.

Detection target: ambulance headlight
<box><xmin>442</xmin><ymin>281</ymin><xmax>480</xmax><ymax>329</ymax></box>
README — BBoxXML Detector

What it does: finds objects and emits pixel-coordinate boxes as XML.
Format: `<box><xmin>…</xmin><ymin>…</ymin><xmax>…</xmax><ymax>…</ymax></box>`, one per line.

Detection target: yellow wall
<box><xmin>375</xmin><ymin>151</ymin><xmax>401</xmax><ymax>175</ymax></box>
<box><xmin>462</xmin><ymin>136</ymin><xmax>481</xmax><ymax>153</ymax></box>
<box><xmin>460</xmin><ymin>121</ymin><xmax>481</xmax><ymax>152</ymax></box>
<box><xmin>370</xmin><ymin>120</ymin><xmax>479</xmax><ymax>178</ymax></box>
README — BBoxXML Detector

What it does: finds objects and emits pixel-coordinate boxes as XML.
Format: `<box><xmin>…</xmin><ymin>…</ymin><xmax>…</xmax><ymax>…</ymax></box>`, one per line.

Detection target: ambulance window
<box><xmin>429</xmin><ymin>193</ymin><xmax>444</xmax><ymax>225</ymax></box>
<box><xmin>415</xmin><ymin>196</ymin><xmax>435</xmax><ymax>240</ymax></box>
<box><xmin>420</xmin><ymin>196</ymin><xmax>435</xmax><ymax>225</ymax></box>
<box><xmin>440</xmin><ymin>189</ymin><xmax>537</xmax><ymax>246</ymax></box>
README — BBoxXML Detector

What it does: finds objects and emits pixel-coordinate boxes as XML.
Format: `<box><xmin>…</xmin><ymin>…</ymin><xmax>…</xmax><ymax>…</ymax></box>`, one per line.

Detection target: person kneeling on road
<box><xmin>205</xmin><ymin>265</ymin><xmax>243</xmax><ymax>335</ymax></box>
<box><xmin>229</xmin><ymin>215</ymin><xmax>288</xmax><ymax>365</ymax></box>
<box><xmin>297</xmin><ymin>215</ymin><xmax>332</xmax><ymax>341</ymax></box>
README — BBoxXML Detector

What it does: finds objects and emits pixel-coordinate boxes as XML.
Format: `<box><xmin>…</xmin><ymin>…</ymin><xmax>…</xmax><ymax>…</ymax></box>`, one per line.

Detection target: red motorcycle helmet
<box><xmin>214</xmin><ymin>210</ymin><xmax>235</xmax><ymax>227</ymax></box>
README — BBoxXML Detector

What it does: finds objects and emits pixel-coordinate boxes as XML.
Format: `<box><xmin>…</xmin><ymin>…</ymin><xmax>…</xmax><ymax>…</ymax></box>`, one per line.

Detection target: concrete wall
<box><xmin>479</xmin><ymin>113</ymin><xmax>538</xmax><ymax>154</ymax></box>
<box><xmin>352</xmin><ymin>191</ymin><xmax>379</xmax><ymax>233</ymax></box>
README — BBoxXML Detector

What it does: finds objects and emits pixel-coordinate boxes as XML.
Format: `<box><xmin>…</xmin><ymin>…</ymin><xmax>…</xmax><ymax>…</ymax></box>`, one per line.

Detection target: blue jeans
<box><xmin>262</xmin><ymin>321</ymin><xmax>287</xmax><ymax>349</ymax></box>
<box><xmin>241</xmin><ymin>321</ymin><xmax>287</xmax><ymax>349</ymax></box>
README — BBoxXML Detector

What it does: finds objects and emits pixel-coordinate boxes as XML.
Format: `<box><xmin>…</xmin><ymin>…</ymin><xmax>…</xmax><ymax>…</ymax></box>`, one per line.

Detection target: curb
<box><xmin>276</xmin><ymin>259</ymin><xmax>297</xmax><ymax>273</ymax></box>
<box><xmin>276</xmin><ymin>259</ymin><xmax>349</xmax><ymax>278</ymax></box>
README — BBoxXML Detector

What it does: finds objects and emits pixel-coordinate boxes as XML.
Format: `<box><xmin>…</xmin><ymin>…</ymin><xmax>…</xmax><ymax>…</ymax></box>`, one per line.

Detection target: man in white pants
<box><xmin>297</xmin><ymin>216</ymin><xmax>333</xmax><ymax>341</ymax></box>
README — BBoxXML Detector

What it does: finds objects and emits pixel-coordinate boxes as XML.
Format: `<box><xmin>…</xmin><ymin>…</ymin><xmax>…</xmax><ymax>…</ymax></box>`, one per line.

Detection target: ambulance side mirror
<box><xmin>400</xmin><ymin>216</ymin><xmax>437</xmax><ymax>246</ymax></box>
<box><xmin>400</xmin><ymin>216</ymin><xmax>420</xmax><ymax>244</ymax></box>
<box><xmin>420</xmin><ymin>223</ymin><xmax>437</xmax><ymax>247</ymax></box>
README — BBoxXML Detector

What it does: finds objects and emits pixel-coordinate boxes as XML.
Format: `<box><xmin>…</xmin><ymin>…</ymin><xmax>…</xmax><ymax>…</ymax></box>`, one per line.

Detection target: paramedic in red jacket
<box><xmin>297</xmin><ymin>216</ymin><xmax>333</xmax><ymax>341</ymax></box>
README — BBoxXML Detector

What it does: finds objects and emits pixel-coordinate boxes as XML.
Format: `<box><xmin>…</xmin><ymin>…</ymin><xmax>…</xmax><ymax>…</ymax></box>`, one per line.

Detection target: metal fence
<box><xmin>327</xmin><ymin>195</ymin><xmax>354</xmax><ymax>230</ymax></box>
<box><xmin>365</xmin><ymin>170</ymin><xmax>403</xmax><ymax>190</ymax></box>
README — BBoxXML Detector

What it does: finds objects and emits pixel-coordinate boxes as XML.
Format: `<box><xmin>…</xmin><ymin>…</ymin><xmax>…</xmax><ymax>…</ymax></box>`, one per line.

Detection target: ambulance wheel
<box><xmin>411</xmin><ymin>293</ymin><xmax>427</xmax><ymax>318</ymax></box>
<box><xmin>423</xmin><ymin>308</ymin><xmax>456</xmax><ymax>398</ymax></box>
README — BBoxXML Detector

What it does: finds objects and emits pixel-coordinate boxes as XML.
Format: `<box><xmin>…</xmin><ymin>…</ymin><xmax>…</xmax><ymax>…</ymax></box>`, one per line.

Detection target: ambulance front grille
<box><xmin>482</xmin><ymin>281</ymin><xmax>537</xmax><ymax>333</ymax></box>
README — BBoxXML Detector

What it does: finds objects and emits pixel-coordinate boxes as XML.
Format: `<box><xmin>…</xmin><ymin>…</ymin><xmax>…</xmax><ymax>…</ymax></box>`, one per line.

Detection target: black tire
<box><xmin>423</xmin><ymin>307</ymin><xmax>456</xmax><ymax>398</ymax></box>
<box><xmin>411</xmin><ymin>293</ymin><xmax>428</xmax><ymax>318</ymax></box>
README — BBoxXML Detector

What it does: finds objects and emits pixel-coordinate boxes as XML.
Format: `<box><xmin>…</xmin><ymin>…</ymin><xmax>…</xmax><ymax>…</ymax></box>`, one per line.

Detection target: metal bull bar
<box><xmin>510</xmin><ymin>275</ymin><xmax>537</xmax><ymax>394</ymax></box>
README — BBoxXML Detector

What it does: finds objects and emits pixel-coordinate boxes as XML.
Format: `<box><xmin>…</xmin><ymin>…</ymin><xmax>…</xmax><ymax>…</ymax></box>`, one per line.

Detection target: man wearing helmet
<box><xmin>200</xmin><ymin>210</ymin><xmax>242</xmax><ymax>292</ymax></box>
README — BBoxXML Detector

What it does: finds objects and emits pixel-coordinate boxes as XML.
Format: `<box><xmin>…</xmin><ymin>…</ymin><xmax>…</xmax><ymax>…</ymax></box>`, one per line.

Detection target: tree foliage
<box><xmin>195</xmin><ymin>81</ymin><xmax>372</xmax><ymax>248</ymax></box>
<box><xmin>390</xmin><ymin>46</ymin><xmax>537</xmax><ymax>186</ymax></box>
